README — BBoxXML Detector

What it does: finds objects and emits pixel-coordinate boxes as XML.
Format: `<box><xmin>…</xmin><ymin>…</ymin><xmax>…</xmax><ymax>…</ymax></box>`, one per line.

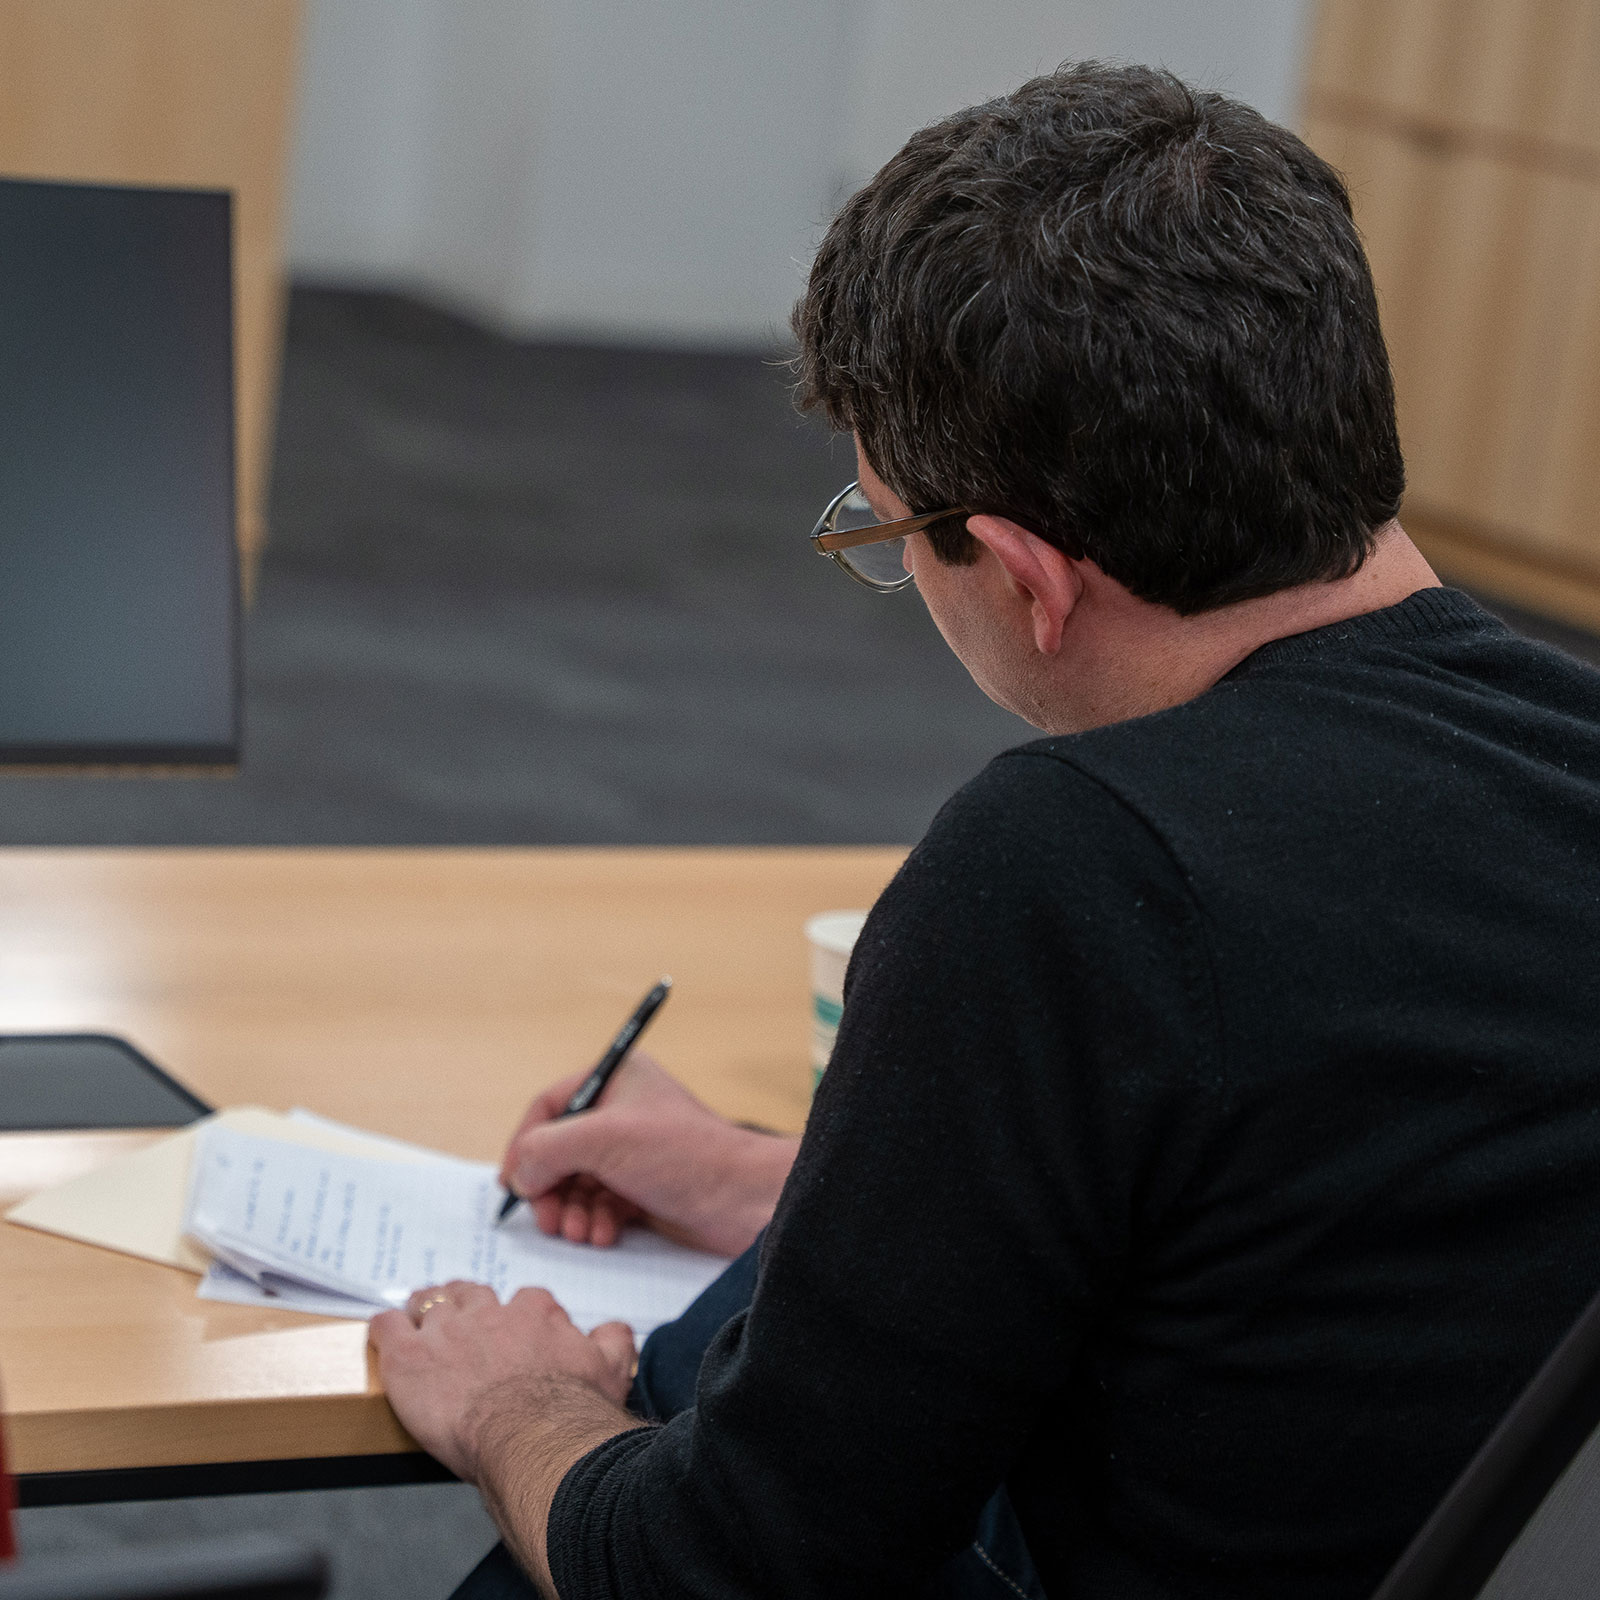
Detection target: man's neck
<box><xmin>1048</xmin><ymin>521</ymin><xmax>1441</xmax><ymax>734</ymax></box>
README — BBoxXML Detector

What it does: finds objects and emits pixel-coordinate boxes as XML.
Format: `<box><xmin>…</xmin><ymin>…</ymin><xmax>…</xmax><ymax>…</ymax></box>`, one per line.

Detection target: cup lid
<box><xmin>805</xmin><ymin>910</ymin><xmax>868</xmax><ymax>955</ymax></box>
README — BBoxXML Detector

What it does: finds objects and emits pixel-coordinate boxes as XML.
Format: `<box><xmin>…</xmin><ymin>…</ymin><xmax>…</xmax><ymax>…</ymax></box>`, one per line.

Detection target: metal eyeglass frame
<box><xmin>809</xmin><ymin>480</ymin><xmax>972</xmax><ymax>593</ymax></box>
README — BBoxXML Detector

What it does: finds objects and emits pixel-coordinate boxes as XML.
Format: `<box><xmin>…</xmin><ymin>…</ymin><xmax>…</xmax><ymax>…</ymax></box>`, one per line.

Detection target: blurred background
<box><xmin>8</xmin><ymin>0</ymin><xmax>1590</xmax><ymax>852</ymax></box>
<box><xmin>7</xmin><ymin>0</ymin><xmax>1600</xmax><ymax>1589</ymax></box>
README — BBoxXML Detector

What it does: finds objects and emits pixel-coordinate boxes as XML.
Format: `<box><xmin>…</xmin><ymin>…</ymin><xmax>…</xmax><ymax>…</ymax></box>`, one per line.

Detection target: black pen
<box><xmin>495</xmin><ymin>976</ymin><xmax>673</xmax><ymax>1225</ymax></box>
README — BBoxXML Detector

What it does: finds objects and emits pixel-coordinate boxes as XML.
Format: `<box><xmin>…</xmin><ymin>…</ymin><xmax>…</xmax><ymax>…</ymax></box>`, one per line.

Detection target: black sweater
<box><xmin>550</xmin><ymin>589</ymin><xmax>1600</xmax><ymax>1599</ymax></box>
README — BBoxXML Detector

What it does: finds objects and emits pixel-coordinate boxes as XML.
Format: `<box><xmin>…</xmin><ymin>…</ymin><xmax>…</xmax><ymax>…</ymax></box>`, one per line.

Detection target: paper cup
<box><xmin>806</xmin><ymin>910</ymin><xmax>868</xmax><ymax>1089</ymax></box>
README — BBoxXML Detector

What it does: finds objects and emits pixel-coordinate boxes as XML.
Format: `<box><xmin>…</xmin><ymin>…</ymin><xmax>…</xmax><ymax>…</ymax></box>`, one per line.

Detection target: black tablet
<box><xmin>0</xmin><ymin>1032</ymin><xmax>210</xmax><ymax>1130</ymax></box>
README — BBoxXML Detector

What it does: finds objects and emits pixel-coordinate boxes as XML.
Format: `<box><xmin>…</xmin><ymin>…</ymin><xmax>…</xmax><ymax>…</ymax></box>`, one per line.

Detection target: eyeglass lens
<box><xmin>829</xmin><ymin>488</ymin><xmax>911</xmax><ymax>587</ymax></box>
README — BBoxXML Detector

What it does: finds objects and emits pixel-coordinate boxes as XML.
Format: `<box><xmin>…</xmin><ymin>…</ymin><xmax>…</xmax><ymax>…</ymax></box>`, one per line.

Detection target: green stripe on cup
<box><xmin>813</xmin><ymin>994</ymin><xmax>843</xmax><ymax>1028</ymax></box>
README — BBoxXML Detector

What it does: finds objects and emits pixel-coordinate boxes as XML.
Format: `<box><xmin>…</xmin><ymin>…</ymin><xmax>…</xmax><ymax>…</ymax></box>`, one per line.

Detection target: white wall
<box><xmin>836</xmin><ymin>0</ymin><xmax>1314</xmax><ymax>195</ymax></box>
<box><xmin>290</xmin><ymin>0</ymin><xmax>547</xmax><ymax>313</ymax></box>
<box><xmin>508</xmin><ymin>0</ymin><xmax>852</xmax><ymax>342</ymax></box>
<box><xmin>288</xmin><ymin>0</ymin><xmax>1316</xmax><ymax>347</ymax></box>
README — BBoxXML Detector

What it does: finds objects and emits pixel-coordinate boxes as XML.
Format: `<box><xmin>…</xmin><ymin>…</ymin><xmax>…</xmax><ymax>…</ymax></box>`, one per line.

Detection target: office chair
<box><xmin>0</xmin><ymin>1534</ymin><xmax>326</xmax><ymax>1600</ymax></box>
<box><xmin>1372</xmin><ymin>1282</ymin><xmax>1600</xmax><ymax>1599</ymax></box>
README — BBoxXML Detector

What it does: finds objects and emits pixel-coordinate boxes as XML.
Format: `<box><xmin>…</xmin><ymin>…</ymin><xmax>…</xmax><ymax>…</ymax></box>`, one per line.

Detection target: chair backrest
<box><xmin>1373</xmin><ymin>1284</ymin><xmax>1600</xmax><ymax>1600</ymax></box>
<box><xmin>0</xmin><ymin>1534</ymin><xmax>325</xmax><ymax>1600</ymax></box>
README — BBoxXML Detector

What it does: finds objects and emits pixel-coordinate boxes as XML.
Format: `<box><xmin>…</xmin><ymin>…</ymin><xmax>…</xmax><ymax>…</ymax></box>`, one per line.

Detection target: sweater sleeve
<box><xmin>548</xmin><ymin>750</ymin><xmax>1221</xmax><ymax>1599</ymax></box>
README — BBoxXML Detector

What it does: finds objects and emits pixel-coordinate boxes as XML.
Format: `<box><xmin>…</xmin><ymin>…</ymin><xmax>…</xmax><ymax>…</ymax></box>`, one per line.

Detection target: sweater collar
<box><xmin>1225</xmin><ymin>586</ymin><xmax>1501</xmax><ymax>680</ymax></box>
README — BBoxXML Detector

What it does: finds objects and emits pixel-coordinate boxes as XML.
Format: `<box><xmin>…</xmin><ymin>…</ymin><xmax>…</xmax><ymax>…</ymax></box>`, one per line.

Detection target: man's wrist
<box><xmin>713</xmin><ymin>1126</ymin><xmax>799</xmax><ymax>1255</ymax></box>
<box><xmin>473</xmin><ymin>1375</ymin><xmax>643</xmax><ymax>1598</ymax></box>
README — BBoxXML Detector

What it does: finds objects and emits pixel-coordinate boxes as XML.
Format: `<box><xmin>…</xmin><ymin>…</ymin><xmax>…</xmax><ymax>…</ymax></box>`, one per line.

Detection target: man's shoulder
<box><xmin>883</xmin><ymin>737</ymin><xmax>1200</xmax><ymax>946</ymax></box>
<box><xmin>924</xmin><ymin>737</ymin><xmax>1170</xmax><ymax>858</ymax></box>
<box><xmin>935</xmin><ymin>693</ymin><xmax>1277</xmax><ymax>853</ymax></box>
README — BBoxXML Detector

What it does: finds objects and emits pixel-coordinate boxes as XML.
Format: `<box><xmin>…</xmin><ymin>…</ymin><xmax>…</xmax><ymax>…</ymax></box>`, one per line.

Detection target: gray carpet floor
<box><xmin>13</xmin><ymin>289</ymin><xmax>1600</xmax><ymax>1595</ymax></box>
<box><xmin>17</xmin><ymin>1485</ymin><xmax>498</xmax><ymax>1600</ymax></box>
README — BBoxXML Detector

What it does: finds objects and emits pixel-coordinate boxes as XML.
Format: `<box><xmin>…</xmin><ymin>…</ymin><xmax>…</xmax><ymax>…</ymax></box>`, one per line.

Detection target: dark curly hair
<box><xmin>792</xmin><ymin>63</ymin><xmax>1405</xmax><ymax>615</ymax></box>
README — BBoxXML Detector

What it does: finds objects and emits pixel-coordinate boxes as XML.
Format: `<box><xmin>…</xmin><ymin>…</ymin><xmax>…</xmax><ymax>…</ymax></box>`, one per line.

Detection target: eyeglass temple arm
<box><xmin>813</xmin><ymin>507</ymin><xmax>972</xmax><ymax>553</ymax></box>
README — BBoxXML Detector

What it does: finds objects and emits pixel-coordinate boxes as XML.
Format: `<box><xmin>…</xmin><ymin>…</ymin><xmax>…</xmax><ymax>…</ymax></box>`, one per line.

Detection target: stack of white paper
<box><xmin>181</xmin><ymin>1121</ymin><xmax>729</xmax><ymax>1339</ymax></box>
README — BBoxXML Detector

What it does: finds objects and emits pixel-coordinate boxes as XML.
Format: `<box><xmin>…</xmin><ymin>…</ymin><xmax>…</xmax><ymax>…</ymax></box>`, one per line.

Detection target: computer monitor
<box><xmin>0</xmin><ymin>175</ymin><xmax>238</xmax><ymax>768</ymax></box>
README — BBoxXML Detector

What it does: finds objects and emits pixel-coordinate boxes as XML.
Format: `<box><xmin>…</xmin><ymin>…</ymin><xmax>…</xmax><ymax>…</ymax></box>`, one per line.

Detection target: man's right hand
<box><xmin>498</xmin><ymin>1052</ymin><xmax>799</xmax><ymax>1258</ymax></box>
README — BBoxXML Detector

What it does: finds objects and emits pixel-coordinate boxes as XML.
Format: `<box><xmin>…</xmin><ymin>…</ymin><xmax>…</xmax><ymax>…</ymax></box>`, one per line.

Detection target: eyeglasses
<box><xmin>809</xmin><ymin>481</ymin><xmax>971</xmax><ymax>593</ymax></box>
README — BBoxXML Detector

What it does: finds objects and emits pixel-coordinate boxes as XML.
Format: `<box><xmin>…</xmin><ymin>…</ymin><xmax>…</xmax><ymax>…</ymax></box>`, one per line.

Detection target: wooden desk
<box><xmin>0</xmin><ymin>847</ymin><xmax>902</xmax><ymax>1501</ymax></box>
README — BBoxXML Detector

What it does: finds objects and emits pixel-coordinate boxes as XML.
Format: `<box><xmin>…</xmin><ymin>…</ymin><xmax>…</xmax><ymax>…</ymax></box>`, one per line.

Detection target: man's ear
<box><xmin>965</xmin><ymin>515</ymin><xmax>1082</xmax><ymax>655</ymax></box>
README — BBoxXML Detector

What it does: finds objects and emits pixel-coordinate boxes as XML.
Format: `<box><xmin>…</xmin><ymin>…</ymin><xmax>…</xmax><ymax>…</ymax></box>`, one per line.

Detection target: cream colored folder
<box><xmin>5</xmin><ymin>1106</ymin><xmax>442</xmax><ymax>1272</ymax></box>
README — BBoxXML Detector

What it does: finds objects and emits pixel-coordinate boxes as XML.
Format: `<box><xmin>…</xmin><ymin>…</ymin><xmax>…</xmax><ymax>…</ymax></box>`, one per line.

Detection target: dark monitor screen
<box><xmin>0</xmin><ymin>175</ymin><xmax>238</xmax><ymax>767</ymax></box>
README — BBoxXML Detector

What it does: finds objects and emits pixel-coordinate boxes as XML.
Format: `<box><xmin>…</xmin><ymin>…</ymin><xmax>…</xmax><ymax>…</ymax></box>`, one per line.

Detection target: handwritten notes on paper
<box><xmin>182</xmin><ymin>1123</ymin><xmax>729</xmax><ymax>1338</ymax></box>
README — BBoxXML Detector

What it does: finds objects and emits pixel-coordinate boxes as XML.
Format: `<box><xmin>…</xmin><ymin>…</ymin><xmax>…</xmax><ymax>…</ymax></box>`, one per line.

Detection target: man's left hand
<box><xmin>369</xmin><ymin>1281</ymin><xmax>637</xmax><ymax>1483</ymax></box>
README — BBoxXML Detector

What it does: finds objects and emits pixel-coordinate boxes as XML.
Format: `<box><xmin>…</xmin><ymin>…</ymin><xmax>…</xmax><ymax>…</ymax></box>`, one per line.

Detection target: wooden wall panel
<box><xmin>1308</xmin><ymin>0</ymin><xmax>1600</xmax><ymax>159</ymax></box>
<box><xmin>0</xmin><ymin>0</ymin><xmax>303</xmax><ymax>582</ymax></box>
<box><xmin>1534</xmin><ymin>210</ymin><xmax>1600</xmax><ymax>564</ymax></box>
<box><xmin>1304</xmin><ymin>0</ymin><xmax>1600</xmax><ymax>626</ymax></box>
